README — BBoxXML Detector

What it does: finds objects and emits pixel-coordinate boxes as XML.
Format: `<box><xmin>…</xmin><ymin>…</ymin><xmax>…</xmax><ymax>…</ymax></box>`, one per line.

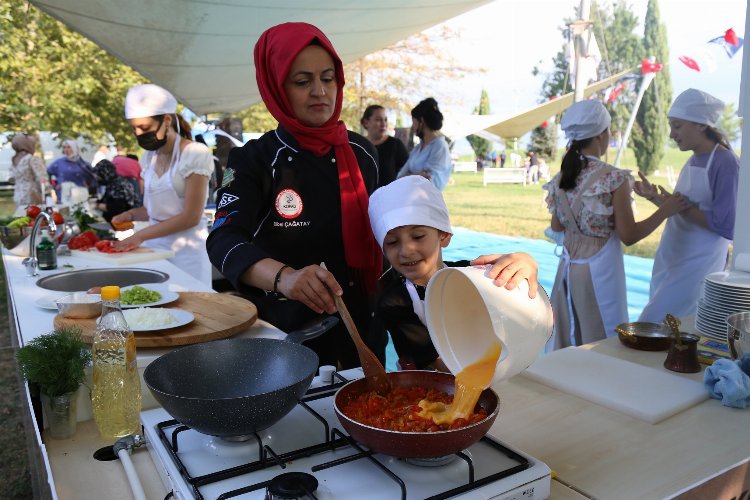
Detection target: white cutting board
<box><xmin>521</xmin><ymin>347</ymin><xmax>709</xmax><ymax>424</ymax></box>
<box><xmin>71</xmin><ymin>247</ymin><xmax>174</xmax><ymax>265</ymax></box>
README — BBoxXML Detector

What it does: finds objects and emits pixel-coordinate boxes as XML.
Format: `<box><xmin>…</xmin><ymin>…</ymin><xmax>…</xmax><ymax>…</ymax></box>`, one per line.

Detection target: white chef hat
<box><xmin>561</xmin><ymin>100</ymin><xmax>611</xmax><ymax>141</ymax></box>
<box><xmin>667</xmin><ymin>88</ymin><xmax>725</xmax><ymax>127</ymax></box>
<box><xmin>368</xmin><ymin>176</ymin><xmax>452</xmax><ymax>249</ymax></box>
<box><xmin>125</xmin><ymin>84</ymin><xmax>177</xmax><ymax>119</ymax></box>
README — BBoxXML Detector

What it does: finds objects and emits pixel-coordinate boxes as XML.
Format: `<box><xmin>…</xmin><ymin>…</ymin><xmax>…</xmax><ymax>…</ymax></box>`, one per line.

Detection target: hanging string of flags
<box><xmin>678</xmin><ymin>28</ymin><xmax>744</xmax><ymax>73</ymax></box>
<box><xmin>604</xmin><ymin>59</ymin><xmax>662</xmax><ymax>105</ymax></box>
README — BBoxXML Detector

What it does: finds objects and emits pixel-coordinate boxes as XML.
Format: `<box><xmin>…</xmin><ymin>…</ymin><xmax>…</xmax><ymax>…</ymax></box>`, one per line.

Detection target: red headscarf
<box><xmin>254</xmin><ymin>22</ymin><xmax>381</xmax><ymax>291</ymax></box>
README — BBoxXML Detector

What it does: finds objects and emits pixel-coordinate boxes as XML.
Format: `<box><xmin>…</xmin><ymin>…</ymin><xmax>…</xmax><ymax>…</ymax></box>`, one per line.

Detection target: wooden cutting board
<box><xmin>53</xmin><ymin>292</ymin><xmax>257</xmax><ymax>347</ymax></box>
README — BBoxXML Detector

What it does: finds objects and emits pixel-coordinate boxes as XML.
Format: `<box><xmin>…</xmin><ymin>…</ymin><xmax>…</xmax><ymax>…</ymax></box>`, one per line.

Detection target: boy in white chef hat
<box><xmin>368</xmin><ymin>175</ymin><xmax>538</xmax><ymax>370</ymax></box>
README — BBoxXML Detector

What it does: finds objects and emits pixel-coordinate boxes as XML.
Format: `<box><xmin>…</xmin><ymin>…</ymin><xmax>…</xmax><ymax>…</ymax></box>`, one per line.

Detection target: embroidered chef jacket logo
<box><xmin>218</xmin><ymin>193</ymin><xmax>239</xmax><ymax>209</ymax></box>
<box><xmin>275</xmin><ymin>189</ymin><xmax>303</xmax><ymax>219</ymax></box>
<box><xmin>221</xmin><ymin>168</ymin><xmax>235</xmax><ymax>187</ymax></box>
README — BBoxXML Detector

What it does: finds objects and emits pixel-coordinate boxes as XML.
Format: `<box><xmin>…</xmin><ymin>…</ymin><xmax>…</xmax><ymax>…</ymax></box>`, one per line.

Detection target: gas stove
<box><xmin>141</xmin><ymin>368</ymin><xmax>551</xmax><ymax>499</ymax></box>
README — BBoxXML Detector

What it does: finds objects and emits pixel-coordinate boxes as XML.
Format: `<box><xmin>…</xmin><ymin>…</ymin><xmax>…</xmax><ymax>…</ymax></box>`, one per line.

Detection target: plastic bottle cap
<box><xmin>100</xmin><ymin>286</ymin><xmax>121</xmax><ymax>300</ymax></box>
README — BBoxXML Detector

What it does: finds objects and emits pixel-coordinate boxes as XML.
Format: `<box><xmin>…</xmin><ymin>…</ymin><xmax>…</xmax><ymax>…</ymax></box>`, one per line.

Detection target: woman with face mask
<box><xmin>206</xmin><ymin>22</ymin><xmax>385</xmax><ymax>369</ymax></box>
<box><xmin>360</xmin><ymin>104</ymin><xmax>408</xmax><ymax>187</ymax></box>
<box><xmin>634</xmin><ymin>89</ymin><xmax>740</xmax><ymax>322</ymax></box>
<box><xmin>111</xmin><ymin>83</ymin><xmax>214</xmax><ymax>286</ymax></box>
<box><xmin>46</xmin><ymin>139</ymin><xmax>97</xmax><ymax>200</ymax></box>
<box><xmin>396</xmin><ymin>97</ymin><xmax>453</xmax><ymax>191</ymax></box>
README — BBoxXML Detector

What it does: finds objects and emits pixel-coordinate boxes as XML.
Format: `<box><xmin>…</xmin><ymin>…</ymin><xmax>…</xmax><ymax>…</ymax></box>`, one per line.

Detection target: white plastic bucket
<box><xmin>425</xmin><ymin>266</ymin><xmax>553</xmax><ymax>385</ymax></box>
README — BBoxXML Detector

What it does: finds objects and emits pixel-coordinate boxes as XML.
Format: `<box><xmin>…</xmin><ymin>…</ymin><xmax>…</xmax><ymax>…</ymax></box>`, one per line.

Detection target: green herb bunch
<box><xmin>70</xmin><ymin>204</ymin><xmax>100</xmax><ymax>233</ymax></box>
<box><xmin>16</xmin><ymin>328</ymin><xmax>92</xmax><ymax>398</ymax></box>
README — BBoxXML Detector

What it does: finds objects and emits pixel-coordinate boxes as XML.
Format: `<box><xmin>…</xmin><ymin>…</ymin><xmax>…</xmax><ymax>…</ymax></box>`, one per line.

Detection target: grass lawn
<box><xmin>445</xmin><ymin>146</ymin><xmax>693</xmax><ymax>259</ymax></box>
<box><xmin>0</xmin><ymin>190</ymin><xmax>33</xmax><ymax>499</ymax></box>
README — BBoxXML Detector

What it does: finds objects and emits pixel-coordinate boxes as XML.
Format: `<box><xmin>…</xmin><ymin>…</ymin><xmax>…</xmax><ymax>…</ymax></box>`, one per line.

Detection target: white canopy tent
<box><xmin>441</xmin><ymin>68</ymin><xmax>633</xmax><ymax>141</ymax></box>
<box><xmin>29</xmin><ymin>0</ymin><xmax>492</xmax><ymax>115</ymax></box>
<box><xmin>25</xmin><ymin>0</ymin><xmax>750</xmax><ymax>264</ymax></box>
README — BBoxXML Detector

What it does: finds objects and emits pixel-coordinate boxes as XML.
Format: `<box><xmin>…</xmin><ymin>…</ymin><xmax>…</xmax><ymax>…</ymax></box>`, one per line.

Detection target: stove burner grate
<box><xmin>265</xmin><ymin>472</ymin><xmax>318</xmax><ymax>499</ymax></box>
<box><xmin>153</xmin><ymin>374</ymin><xmax>532</xmax><ymax>500</ymax></box>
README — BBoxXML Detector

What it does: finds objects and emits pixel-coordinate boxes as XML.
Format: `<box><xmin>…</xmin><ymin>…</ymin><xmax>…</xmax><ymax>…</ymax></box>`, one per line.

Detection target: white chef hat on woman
<box><xmin>667</xmin><ymin>88</ymin><xmax>725</xmax><ymax>127</ymax></box>
<box><xmin>368</xmin><ymin>176</ymin><xmax>452</xmax><ymax>249</ymax></box>
<box><xmin>561</xmin><ymin>100</ymin><xmax>611</xmax><ymax>141</ymax></box>
<box><xmin>125</xmin><ymin>83</ymin><xmax>177</xmax><ymax>119</ymax></box>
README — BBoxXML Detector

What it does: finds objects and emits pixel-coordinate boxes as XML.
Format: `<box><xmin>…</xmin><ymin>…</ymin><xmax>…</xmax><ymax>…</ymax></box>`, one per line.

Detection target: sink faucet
<box><xmin>21</xmin><ymin>212</ymin><xmax>58</xmax><ymax>277</ymax></box>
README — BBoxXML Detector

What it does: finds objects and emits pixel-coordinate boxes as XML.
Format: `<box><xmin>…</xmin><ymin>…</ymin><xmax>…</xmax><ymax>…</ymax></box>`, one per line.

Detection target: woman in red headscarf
<box><xmin>207</xmin><ymin>22</ymin><xmax>385</xmax><ymax>368</ymax></box>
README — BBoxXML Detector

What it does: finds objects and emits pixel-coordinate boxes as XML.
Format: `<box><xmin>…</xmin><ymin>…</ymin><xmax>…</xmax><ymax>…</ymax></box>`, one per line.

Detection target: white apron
<box><xmin>143</xmin><ymin>158</ymin><xmax>211</xmax><ymax>287</ymax></box>
<box><xmin>550</xmin><ymin>164</ymin><xmax>628</xmax><ymax>349</ymax></box>
<box><xmin>639</xmin><ymin>145</ymin><xmax>729</xmax><ymax>322</ymax></box>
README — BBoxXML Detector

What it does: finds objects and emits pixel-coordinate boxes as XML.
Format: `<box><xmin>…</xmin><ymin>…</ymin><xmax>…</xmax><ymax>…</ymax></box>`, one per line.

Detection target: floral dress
<box><xmin>542</xmin><ymin>158</ymin><xmax>632</xmax><ymax>349</ymax></box>
<box><xmin>10</xmin><ymin>153</ymin><xmax>47</xmax><ymax>208</ymax></box>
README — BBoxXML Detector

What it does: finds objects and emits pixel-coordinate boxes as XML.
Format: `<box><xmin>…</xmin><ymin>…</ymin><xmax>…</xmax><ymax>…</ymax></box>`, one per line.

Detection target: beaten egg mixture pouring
<box><xmin>418</xmin><ymin>342</ymin><xmax>502</xmax><ymax>425</ymax></box>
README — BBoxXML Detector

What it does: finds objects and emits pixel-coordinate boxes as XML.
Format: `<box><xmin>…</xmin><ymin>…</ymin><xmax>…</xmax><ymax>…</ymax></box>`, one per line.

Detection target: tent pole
<box><xmin>614</xmin><ymin>69</ymin><xmax>655</xmax><ymax>168</ymax></box>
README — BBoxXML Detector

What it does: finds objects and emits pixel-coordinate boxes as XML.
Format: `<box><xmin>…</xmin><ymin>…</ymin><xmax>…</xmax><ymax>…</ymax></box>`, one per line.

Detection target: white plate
<box><xmin>704</xmin><ymin>271</ymin><xmax>750</xmax><ymax>290</ymax></box>
<box><xmin>35</xmin><ymin>294</ymin><xmax>64</xmax><ymax>310</ymax></box>
<box><xmin>120</xmin><ymin>283</ymin><xmax>179</xmax><ymax>309</ymax></box>
<box><xmin>123</xmin><ymin>308</ymin><xmax>194</xmax><ymax>332</ymax></box>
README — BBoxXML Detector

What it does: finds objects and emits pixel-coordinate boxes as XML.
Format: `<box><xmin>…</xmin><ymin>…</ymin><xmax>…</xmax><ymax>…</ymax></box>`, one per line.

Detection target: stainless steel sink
<box><xmin>36</xmin><ymin>268</ymin><xmax>170</xmax><ymax>292</ymax></box>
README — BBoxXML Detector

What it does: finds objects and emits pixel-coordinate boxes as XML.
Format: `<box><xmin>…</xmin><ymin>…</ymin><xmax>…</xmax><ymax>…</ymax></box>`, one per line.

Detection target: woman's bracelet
<box><xmin>273</xmin><ymin>264</ymin><xmax>290</xmax><ymax>294</ymax></box>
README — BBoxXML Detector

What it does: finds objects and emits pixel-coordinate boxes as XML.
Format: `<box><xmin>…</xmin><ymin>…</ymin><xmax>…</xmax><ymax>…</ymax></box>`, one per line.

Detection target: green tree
<box><xmin>594</xmin><ymin>2</ymin><xmax>645</xmax><ymax>137</ymax></box>
<box><xmin>343</xmin><ymin>26</ymin><xmax>479</xmax><ymax>129</ymax></box>
<box><xmin>466</xmin><ymin>90</ymin><xmax>492</xmax><ymax>160</ymax></box>
<box><xmin>718</xmin><ymin>103</ymin><xmax>742</xmax><ymax>145</ymax></box>
<box><xmin>631</xmin><ymin>0</ymin><xmax>672</xmax><ymax>175</ymax></box>
<box><xmin>0</xmin><ymin>1</ymin><xmax>145</xmax><ymax>149</ymax></box>
<box><xmin>528</xmin><ymin>122</ymin><xmax>557</xmax><ymax>160</ymax></box>
<box><xmin>532</xmin><ymin>1</ymin><xmax>642</xmax><ymax>145</ymax></box>
<box><xmin>233</xmin><ymin>102</ymin><xmax>278</xmax><ymax>134</ymax></box>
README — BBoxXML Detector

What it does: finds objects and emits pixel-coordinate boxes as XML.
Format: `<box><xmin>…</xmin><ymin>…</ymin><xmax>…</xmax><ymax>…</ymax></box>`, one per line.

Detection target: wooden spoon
<box><xmin>320</xmin><ymin>263</ymin><xmax>391</xmax><ymax>395</ymax></box>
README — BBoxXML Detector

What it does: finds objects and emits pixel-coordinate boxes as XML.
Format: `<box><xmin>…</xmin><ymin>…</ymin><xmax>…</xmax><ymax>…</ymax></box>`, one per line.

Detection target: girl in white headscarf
<box><xmin>635</xmin><ymin>89</ymin><xmax>740</xmax><ymax>322</ymax></box>
<box><xmin>111</xmin><ymin>83</ymin><xmax>214</xmax><ymax>286</ymax></box>
<box><xmin>544</xmin><ymin>100</ymin><xmax>690</xmax><ymax>350</ymax></box>
<box><xmin>9</xmin><ymin>134</ymin><xmax>48</xmax><ymax>209</ymax></box>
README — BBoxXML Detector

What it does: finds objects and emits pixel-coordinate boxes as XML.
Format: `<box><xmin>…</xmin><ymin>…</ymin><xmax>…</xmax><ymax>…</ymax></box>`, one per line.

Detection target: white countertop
<box><xmin>3</xmin><ymin>248</ymin><xmax>288</xmax><ymax>499</ymax></box>
<box><xmin>5</xmin><ymin>249</ymin><xmax>749</xmax><ymax>499</ymax></box>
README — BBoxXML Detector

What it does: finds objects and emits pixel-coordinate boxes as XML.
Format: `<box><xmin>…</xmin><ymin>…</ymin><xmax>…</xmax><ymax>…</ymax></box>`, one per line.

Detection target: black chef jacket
<box><xmin>207</xmin><ymin>127</ymin><xmax>386</xmax><ymax>368</ymax></box>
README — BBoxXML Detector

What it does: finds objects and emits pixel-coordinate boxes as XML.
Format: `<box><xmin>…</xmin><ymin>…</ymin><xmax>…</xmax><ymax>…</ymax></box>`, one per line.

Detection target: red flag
<box><xmin>608</xmin><ymin>82</ymin><xmax>625</xmax><ymax>102</ymax></box>
<box><xmin>641</xmin><ymin>58</ymin><xmax>664</xmax><ymax>74</ymax></box>
<box><xmin>725</xmin><ymin>28</ymin><xmax>740</xmax><ymax>46</ymax></box>
<box><xmin>678</xmin><ymin>55</ymin><xmax>701</xmax><ymax>72</ymax></box>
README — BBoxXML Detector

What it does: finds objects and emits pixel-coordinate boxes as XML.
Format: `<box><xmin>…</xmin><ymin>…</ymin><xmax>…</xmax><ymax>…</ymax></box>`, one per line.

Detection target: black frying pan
<box><xmin>143</xmin><ymin>316</ymin><xmax>338</xmax><ymax>437</ymax></box>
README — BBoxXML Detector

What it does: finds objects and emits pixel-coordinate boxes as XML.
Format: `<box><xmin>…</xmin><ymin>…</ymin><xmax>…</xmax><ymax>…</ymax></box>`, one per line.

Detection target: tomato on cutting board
<box><xmin>94</xmin><ymin>240</ymin><xmax>127</xmax><ymax>253</ymax></box>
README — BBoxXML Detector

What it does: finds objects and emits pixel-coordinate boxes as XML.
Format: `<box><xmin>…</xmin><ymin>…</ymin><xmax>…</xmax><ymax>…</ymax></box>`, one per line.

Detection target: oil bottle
<box><xmin>91</xmin><ymin>286</ymin><xmax>142</xmax><ymax>439</ymax></box>
<box><xmin>36</xmin><ymin>228</ymin><xmax>57</xmax><ymax>270</ymax></box>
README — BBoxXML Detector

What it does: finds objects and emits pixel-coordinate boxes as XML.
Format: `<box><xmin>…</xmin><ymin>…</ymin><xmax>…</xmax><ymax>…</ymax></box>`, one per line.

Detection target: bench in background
<box><xmin>453</xmin><ymin>161</ymin><xmax>478</xmax><ymax>173</ymax></box>
<box><xmin>483</xmin><ymin>167</ymin><xmax>527</xmax><ymax>186</ymax></box>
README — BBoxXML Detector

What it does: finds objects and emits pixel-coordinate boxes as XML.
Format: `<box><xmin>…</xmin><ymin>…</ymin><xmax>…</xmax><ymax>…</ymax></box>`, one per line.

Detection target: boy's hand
<box><xmin>471</xmin><ymin>252</ymin><xmax>539</xmax><ymax>298</ymax></box>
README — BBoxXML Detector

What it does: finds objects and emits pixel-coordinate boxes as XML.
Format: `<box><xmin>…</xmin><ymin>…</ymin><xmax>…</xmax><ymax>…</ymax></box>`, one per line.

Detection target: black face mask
<box><xmin>136</xmin><ymin>116</ymin><xmax>167</xmax><ymax>151</ymax></box>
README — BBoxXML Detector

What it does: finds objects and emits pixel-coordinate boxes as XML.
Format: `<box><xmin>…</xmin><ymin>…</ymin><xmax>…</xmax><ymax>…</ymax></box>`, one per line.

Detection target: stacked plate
<box><xmin>695</xmin><ymin>271</ymin><xmax>750</xmax><ymax>341</ymax></box>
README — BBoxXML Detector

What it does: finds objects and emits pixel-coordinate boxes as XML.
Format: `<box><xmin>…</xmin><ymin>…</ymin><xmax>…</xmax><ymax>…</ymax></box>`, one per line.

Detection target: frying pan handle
<box><xmin>284</xmin><ymin>315</ymin><xmax>339</xmax><ymax>344</ymax></box>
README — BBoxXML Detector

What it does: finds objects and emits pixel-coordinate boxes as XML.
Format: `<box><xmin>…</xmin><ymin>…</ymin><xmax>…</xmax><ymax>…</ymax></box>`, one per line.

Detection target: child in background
<box><xmin>368</xmin><ymin>175</ymin><xmax>539</xmax><ymax>371</ymax></box>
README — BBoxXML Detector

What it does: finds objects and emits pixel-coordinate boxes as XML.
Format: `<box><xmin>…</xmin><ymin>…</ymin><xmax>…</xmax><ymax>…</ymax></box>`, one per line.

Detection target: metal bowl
<box><xmin>0</xmin><ymin>225</ymin><xmax>33</xmax><ymax>254</ymax></box>
<box><xmin>55</xmin><ymin>292</ymin><xmax>102</xmax><ymax>319</ymax></box>
<box><xmin>616</xmin><ymin>322</ymin><xmax>671</xmax><ymax>351</ymax></box>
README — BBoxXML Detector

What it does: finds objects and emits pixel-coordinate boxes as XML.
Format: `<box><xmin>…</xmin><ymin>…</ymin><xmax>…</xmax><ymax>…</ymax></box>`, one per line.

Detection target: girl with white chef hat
<box><xmin>544</xmin><ymin>100</ymin><xmax>690</xmax><ymax>349</ymax></box>
<box><xmin>112</xmin><ymin>83</ymin><xmax>214</xmax><ymax>286</ymax></box>
<box><xmin>635</xmin><ymin>89</ymin><xmax>740</xmax><ymax>322</ymax></box>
